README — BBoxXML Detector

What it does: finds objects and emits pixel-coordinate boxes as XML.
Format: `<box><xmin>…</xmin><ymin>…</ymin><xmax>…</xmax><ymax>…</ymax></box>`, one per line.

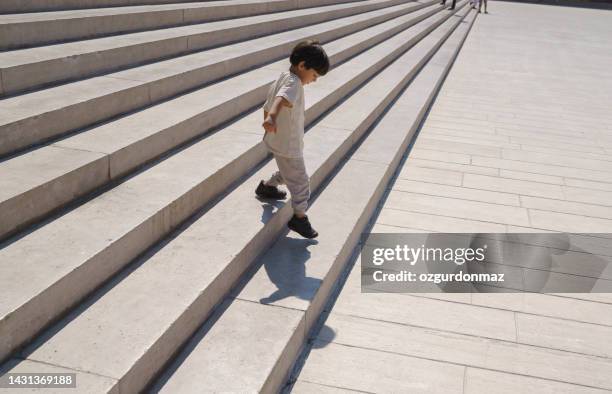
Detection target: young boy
<box><xmin>255</xmin><ymin>40</ymin><xmax>330</xmax><ymax>239</ymax></box>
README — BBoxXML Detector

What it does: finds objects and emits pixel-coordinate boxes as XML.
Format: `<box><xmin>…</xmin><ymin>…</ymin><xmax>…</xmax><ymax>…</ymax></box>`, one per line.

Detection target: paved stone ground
<box><xmin>292</xmin><ymin>1</ymin><xmax>612</xmax><ymax>393</ymax></box>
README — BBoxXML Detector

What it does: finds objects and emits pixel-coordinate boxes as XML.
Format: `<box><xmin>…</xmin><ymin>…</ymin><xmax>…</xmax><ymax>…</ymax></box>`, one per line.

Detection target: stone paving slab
<box><xmin>564</xmin><ymin>178</ymin><xmax>612</xmax><ymax>192</ymax></box>
<box><xmin>384</xmin><ymin>190</ymin><xmax>530</xmax><ymax>225</ymax></box>
<box><xmin>293</xmin><ymin>1</ymin><xmax>612</xmax><ymax>392</ymax></box>
<box><xmin>405</xmin><ymin>157</ymin><xmax>500</xmax><ymax>175</ymax></box>
<box><xmin>377</xmin><ymin>207</ymin><xmax>507</xmax><ymax>232</ymax></box>
<box><xmin>397</xmin><ymin>165</ymin><xmax>464</xmax><ymax>185</ymax></box>
<box><xmin>409</xmin><ymin>146</ymin><xmax>472</xmax><ymax>163</ymax></box>
<box><xmin>521</xmin><ymin>196</ymin><xmax>612</xmax><ymax>220</ymax></box>
<box><xmin>300</xmin><ymin>341</ymin><xmax>465</xmax><ymax>393</ymax></box>
<box><xmin>516</xmin><ymin>313</ymin><xmax>612</xmax><ymax>359</ymax></box>
<box><xmin>462</xmin><ymin>173</ymin><xmax>565</xmax><ymax>199</ymax></box>
<box><xmin>292</xmin><ymin>380</ymin><xmax>359</xmax><ymax>393</ymax></box>
<box><xmin>516</xmin><ymin>144</ymin><xmax>612</xmax><ymax>161</ymax></box>
<box><xmin>464</xmin><ymin>368</ymin><xmax>610</xmax><ymax>394</ymax></box>
<box><xmin>393</xmin><ymin>179</ymin><xmax>521</xmax><ymax>205</ymax></box>
<box><xmin>471</xmin><ymin>289</ymin><xmax>612</xmax><ymax>327</ymax></box>
<box><xmin>471</xmin><ymin>156</ymin><xmax>612</xmax><ymax>183</ymax></box>
<box><xmin>309</xmin><ymin>309</ymin><xmax>612</xmax><ymax>389</ymax></box>
<box><xmin>499</xmin><ymin>169</ymin><xmax>564</xmax><ymax>185</ymax></box>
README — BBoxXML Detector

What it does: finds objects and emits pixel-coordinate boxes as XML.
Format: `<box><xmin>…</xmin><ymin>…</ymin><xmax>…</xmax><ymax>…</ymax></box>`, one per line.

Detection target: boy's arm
<box><xmin>263</xmin><ymin>96</ymin><xmax>292</xmax><ymax>133</ymax></box>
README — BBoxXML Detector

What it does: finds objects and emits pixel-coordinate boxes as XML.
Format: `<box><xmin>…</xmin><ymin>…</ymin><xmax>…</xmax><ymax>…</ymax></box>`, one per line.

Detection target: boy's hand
<box><xmin>262</xmin><ymin>116</ymin><xmax>277</xmax><ymax>133</ymax></box>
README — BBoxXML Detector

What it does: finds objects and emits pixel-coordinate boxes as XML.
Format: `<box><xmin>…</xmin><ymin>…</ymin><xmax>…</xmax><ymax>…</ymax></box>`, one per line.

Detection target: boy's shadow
<box><xmin>255</xmin><ymin>198</ymin><xmax>320</xmax><ymax>304</ymax></box>
<box><xmin>259</xmin><ymin>237</ymin><xmax>320</xmax><ymax>305</ymax></box>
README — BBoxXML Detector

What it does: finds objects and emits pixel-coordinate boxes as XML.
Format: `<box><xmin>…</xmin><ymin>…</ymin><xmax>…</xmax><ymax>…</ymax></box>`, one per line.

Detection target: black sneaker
<box><xmin>255</xmin><ymin>180</ymin><xmax>287</xmax><ymax>200</ymax></box>
<box><xmin>288</xmin><ymin>214</ymin><xmax>318</xmax><ymax>239</ymax></box>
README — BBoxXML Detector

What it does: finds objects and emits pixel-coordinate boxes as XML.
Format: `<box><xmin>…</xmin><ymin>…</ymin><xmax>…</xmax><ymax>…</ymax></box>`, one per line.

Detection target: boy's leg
<box><xmin>256</xmin><ymin>159</ymin><xmax>287</xmax><ymax>200</ymax></box>
<box><xmin>276</xmin><ymin>155</ymin><xmax>317</xmax><ymax>238</ymax></box>
<box><xmin>274</xmin><ymin>155</ymin><xmax>310</xmax><ymax>216</ymax></box>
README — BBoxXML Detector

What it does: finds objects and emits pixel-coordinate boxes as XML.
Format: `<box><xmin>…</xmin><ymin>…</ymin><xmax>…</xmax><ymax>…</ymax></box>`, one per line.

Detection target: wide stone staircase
<box><xmin>0</xmin><ymin>0</ymin><xmax>476</xmax><ymax>392</ymax></box>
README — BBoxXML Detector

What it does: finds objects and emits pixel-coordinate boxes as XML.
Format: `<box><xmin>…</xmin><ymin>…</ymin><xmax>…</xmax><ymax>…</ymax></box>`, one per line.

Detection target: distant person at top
<box><xmin>440</xmin><ymin>0</ymin><xmax>457</xmax><ymax>10</ymax></box>
<box><xmin>255</xmin><ymin>40</ymin><xmax>330</xmax><ymax>239</ymax></box>
<box><xmin>479</xmin><ymin>0</ymin><xmax>488</xmax><ymax>13</ymax></box>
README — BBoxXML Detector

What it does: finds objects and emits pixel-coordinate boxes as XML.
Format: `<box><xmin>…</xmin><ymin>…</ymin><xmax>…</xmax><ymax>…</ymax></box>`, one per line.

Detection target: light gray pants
<box><xmin>266</xmin><ymin>155</ymin><xmax>310</xmax><ymax>215</ymax></box>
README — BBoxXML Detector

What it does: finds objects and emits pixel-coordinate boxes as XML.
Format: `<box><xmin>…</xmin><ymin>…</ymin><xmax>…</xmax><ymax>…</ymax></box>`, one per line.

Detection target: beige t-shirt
<box><xmin>263</xmin><ymin>71</ymin><xmax>305</xmax><ymax>158</ymax></box>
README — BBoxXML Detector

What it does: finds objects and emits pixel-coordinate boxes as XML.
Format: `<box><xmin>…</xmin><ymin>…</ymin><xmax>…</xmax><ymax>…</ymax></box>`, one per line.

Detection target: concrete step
<box><xmin>0</xmin><ymin>0</ymin><xmax>435</xmax><ymax>155</ymax></box>
<box><xmin>0</xmin><ymin>7</ymin><xmax>473</xmax><ymax>392</ymax></box>
<box><xmin>0</xmin><ymin>3</ymin><xmax>460</xmax><ymax>367</ymax></box>
<box><xmin>153</xmin><ymin>8</ymin><xmax>475</xmax><ymax>393</ymax></box>
<box><xmin>0</xmin><ymin>0</ymin><xmax>361</xmax><ymax>50</ymax></box>
<box><xmin>0</xmin><ymin>0</ymin><xmax>408</xmax><ymax>95</ymax></box>
<box><xmin>0</xmin><ymin>0</ymin><xmax>245</xmax><ymax>14</ymax></box>
<box><xmin>0</xmin><ymin>1</ymin><xmax>442</xmax><ymax>243</ymax></box>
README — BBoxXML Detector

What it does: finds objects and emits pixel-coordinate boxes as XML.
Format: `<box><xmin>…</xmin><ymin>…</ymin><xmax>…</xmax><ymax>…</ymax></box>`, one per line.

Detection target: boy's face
<box><xmin>296</xmin><ymin>61</ymin><xmax>320</xmax><ymax>85</ymax></box>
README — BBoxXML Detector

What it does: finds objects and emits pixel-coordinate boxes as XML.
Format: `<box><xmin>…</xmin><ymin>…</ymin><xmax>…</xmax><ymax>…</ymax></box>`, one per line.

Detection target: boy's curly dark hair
<box><xmin>290</xmin><ymin>39</ymin><xmax>330</xmax><ymax>76</ymax></box>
